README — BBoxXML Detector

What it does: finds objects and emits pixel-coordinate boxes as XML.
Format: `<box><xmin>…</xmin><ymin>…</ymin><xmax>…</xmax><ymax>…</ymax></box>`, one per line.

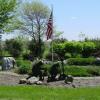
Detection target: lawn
<box><xmin>0</xmin><ymin>86</ymin><xmax>100</xmax><ymax>100</ymax></box>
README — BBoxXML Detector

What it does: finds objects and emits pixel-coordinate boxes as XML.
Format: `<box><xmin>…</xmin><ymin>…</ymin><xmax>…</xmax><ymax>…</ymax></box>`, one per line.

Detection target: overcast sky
<box><xmin>2</xmin><ymin>0</ymin><xmax>100</xmax><ymax>40</ymax></box>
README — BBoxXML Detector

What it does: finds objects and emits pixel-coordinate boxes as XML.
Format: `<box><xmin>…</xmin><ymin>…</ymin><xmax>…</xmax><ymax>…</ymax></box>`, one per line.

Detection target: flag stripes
<box><xmin>46</xmin><ymin>11</ymin><xmax>53</xmax><ymax>40</ymax></box>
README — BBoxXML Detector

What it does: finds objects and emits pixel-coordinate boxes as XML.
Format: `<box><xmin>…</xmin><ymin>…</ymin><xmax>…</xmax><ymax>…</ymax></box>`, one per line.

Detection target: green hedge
<box><xmin>67</xmin><ymin>58</ymin><xmax>96</xmax><ymax>65</ymax></box>
<box><xmin>64</xmin><ymin>66</ymin><xmax>100</xmax><ymax>77</ymax></box>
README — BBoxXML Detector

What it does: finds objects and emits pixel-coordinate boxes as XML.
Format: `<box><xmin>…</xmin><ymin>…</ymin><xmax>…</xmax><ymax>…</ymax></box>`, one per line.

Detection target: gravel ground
<box><xmin>0</xmin><ymin>71</ymin><xmax>28</xmax><ymax>85</ymax></box>
<box><xmin>0</xmin><ymin>71</ymin><xmax>100</xmax><ymax>87</ymax></box>
<box><xmin>47</xmin><ymin>77</ymin><xmax>100</xmax><ymax>88</ymax></box>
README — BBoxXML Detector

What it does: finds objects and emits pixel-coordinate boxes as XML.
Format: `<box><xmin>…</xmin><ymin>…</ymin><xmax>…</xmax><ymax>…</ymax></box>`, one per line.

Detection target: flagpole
<box><xmin>46</xmin><ymin>5</ymin><xmax>54</xmax><ymax>62</ymax></box>
<box><xmin>51</xmin><ymin>5</ymin><xmax>54</xmax><ymax>63</ymax></box>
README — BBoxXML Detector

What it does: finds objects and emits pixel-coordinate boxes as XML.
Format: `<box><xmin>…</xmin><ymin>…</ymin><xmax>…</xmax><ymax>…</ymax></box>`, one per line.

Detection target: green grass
<box><xmin>0</xmin><ymin>86</ymin><xmax>100</xmax><ymax>100</ymax></box>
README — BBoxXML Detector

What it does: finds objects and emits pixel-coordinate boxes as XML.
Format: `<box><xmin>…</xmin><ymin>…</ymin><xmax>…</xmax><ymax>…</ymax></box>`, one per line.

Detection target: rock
<box><xmin>2</xmin><ymin>57</ymin><xmax>16</xmax><ymax>70</ymax></box>
<box><xmin>72</xmin><ymin>84</ymin><xmax>76</xmax><ymax>88</ymax></box>
<box><xmin>65</xmin><ymin>75</ymin><xmax>74</xmax><ymax>84</ymax></box>
<box><xmin>36</xmin><ymin>81</ymin><xmax>43</xmax><ymax>85</ymax></box>
<box><xmin>19</xmin><ymin>78</ymin><xmax>27</xmax><ymax>84</ymax></box>
<box><xmin>27</xmin><ymin>77</ymin><xmax>39</xmax><ymax>85</ymax></box>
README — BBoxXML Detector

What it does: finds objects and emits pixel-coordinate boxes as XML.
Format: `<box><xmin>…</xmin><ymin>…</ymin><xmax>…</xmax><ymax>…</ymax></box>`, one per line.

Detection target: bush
<box><xmin>0</xmin><ymin>60</ymin><xmax>2</xmax><ymax>66</ymax></box>
<box><xmin>64</xmin><ymin>65</ymin><xmax>100</xmax><ymax>77</ymax></box>
<box><xmin>65</xmin><ymin>53</ymin><xmax>72</xmax><ymax>59</ymax></box>
<box><xmin>94</xmin><ymin>59</ymin><xmax>100</xmax><ymax>65</ymax></box>
<box><xmin>18</xmin><ymin>65</ymin><xmax>30</xmax><ymax>74</ymax></box>
<box><xmin>82</xmin><ymin>42</ymin><xmax>96</xmax><ymax>57</ymax></box>
<box><xmin>45</xmin><ymin>52</ymin><xmax>59</xmax><ymax>61</ymax></box>
<box><xmin>64</xmin><ymin>66</ymin><xmax>89</xmax><ymax>77</ymax></box>
<box><xmin>22</xmin><ymin>53</ymin><xmax>34</xmax><ymax>61</ymax></box>
<box><xmin>22</xmin><ymin>53</ymin><xmax>30</xmax><ymax>60</ymax></box>
<box><xmin>87</xmin><ymin>67</ymin><xmax>100</xmax><ymax>76</ymax></box>
<box><xmin>16</xmin><ymin>60</ymin><xmax>32</xmax><ymax>74</ymax></box>
<box><xmin>72</xmin><ymin>53</ymin><xmax>82</xmax><ymax>58</ymax></box>
<box><xmin>67</xmin><ymin>58</ymin><xmax>95</xmax><ymax>65</ymax></box>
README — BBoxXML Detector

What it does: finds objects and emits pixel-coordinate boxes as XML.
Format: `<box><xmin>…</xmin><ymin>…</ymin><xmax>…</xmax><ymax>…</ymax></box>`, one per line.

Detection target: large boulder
<box><xmin>2</xmin><ymin>57</ymin><xmax>16</xmax><ymax>70</ymax></box>
<box><xmin>27</xmin><ymin>77</ymin><xmax>39</xmax><ymax>84</ymax></box>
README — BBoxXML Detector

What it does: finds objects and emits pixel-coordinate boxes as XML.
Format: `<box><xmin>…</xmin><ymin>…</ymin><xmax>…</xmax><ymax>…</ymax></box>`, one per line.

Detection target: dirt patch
<box><xmin>0</xmin><ymin>71</ymin><xmax>100</xmax><ymax>87</ymax></box>
<box><xmin>47</xmin><ymin>77</ymin><xmax>100</xmax><ymax>88</ymax></box>
<box><xmin>0</xmin><ymin>71</ymin><xmax>28</xmax><ymax>85</ymax></box>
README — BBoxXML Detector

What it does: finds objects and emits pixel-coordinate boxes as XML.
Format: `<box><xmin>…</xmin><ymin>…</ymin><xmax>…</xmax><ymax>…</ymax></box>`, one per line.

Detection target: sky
<box><xmin>41</xmin><ymin>0</ymin><xmax>100</xmax><ymax>40</ymax></box>
<box><xmin>2</xmin><ymin>0</ymin><xmax>100</xmax><ymax>40</ymax></box>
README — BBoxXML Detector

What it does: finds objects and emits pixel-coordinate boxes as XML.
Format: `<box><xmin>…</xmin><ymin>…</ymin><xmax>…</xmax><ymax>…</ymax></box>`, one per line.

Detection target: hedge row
<box><xmin>15</xmin><ymin>59</ymin><xmax>100</xmax><ymax>77</ymax></box>
<box><xmin>64</xmin><ymin>66</ymin><xmax>100</xmax><ymax>77</ymax></box>
<box><xmin>67</xmin><ymin>58</ymin><xmax>100</xmax><ymax>66</ymax></box>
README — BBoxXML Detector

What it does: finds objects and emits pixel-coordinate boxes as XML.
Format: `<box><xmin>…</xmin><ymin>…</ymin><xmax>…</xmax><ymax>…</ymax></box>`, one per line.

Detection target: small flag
<box><xmin>46</xmin><ymin>11</ymin><xmax>53</xmax><ymax>40</ymax></box>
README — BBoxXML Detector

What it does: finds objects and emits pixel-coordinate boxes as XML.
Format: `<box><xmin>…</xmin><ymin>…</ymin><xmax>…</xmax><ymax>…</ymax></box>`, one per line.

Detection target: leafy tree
<box><xmin>15</xmin><ymin>36</ymin><xmax>30</xmax><ymax>53</ymax></box>
<box><xmin>85</xmin><ymin>38</ymin><xmax>100</xmax><ymax>57</ymax></box>
<box><xmin>53</xmin><ymin>38</ymin><xmax>67</xmax><ymax>44</ymax></box>
<box><xmin>0</xmin><ymin>0</ymin><xmax>18</xmax><ymax>31</ymax></box>
<box><xmin>82</xmin><ymin>42</ymin><xmax>96</xmax><ymax>57</ymax></box>
<box><xmin>28</xmin><ymin>39</ymin><xmax>45</xmax><ymax>59</ymax></box>
<box><xmin>19</xmin><ymin>0</ymin><xmax>50</xmax><ymax>58</ymax></box>
<box><xmin>0</xmin><ymin>0</ymin><xmax>18</xmax><ymax>57</ymax></box>
<box><xmin>5</xmin><ymin>39</ymin><xmax>23</xmax><ymax>58</ymax></box>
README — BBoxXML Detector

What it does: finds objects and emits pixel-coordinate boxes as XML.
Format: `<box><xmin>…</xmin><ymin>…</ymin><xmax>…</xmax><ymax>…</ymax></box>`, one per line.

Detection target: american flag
<box><xmin>46</xmin><ymin>11</ymin><xmax>53</xmax><ymax>40</ymax></box>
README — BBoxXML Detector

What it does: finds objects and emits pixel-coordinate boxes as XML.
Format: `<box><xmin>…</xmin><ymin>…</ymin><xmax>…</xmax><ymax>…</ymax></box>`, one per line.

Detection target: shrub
<box><xmin>18</xmin><ymin>65</ymin><xmax>30</xmax><ymax>74</ymax></box>
<box><xmin>16</xmin><ymin>60</ymin><xmax>32</xmax><ymax>74</ymax></box>
<box><xmin>94</xmin><ymin>59</ymin><xmax>100</xmax><ymax>65</ymax></box>
<box><xmin>72</xmin><ymin>53</ymin><xmax>82</xmax><ymax>58</ymax></box>
<box><xmin>87</xmin><ymin>67</ymin><xmax>100</xmax><ymax>76</ymax></box>
<box><xmin>45</xmin><ymin>52</ymin><xmax>59</xmax><ymax>61</ymax></box>
<box><xmin>64</xmin><ymin>66</ymin><xmax>89</xmax><ymax>77</ymax></box>
<box><xmin>0</xmin><ymin>60</ymin><xmax>2</xmax><ymax>66</ymax></box>
<box><xmin>64</xmin><ymin>65</ymin><xmax>100</xmax><ymax>77</ymax></box>
<box><xmin>82</xmin><ymin>42</ymin><xmax>96</xmax><ymax>57</ymax></box>
<box><xmin>65</xmin><ymin>53</ymin><xmax>72</xmax><ymax>59</ymax></box>
<box><xmin>16</xmin><ymin>60</ymin><xmax>31</xmax><ymax>67</ymax></box>
<box><xmin>67</xmin><ymin>58</ymin><xmax>95</xmax><ymax>65</ymax></box>
<box><xmin>22</xmin><ymin>53</ymin><xmax>30</xmax><ymax>60</ymax></box>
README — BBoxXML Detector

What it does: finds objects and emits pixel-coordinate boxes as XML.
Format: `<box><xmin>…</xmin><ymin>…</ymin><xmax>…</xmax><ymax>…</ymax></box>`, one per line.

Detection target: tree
<box><xmin>28</xmin><ymin>39</ymin><xmax>45</xmax><ymax>59</ymax></box>
<box><xmin>82</xmin><ymin>42</ymin><xmax>96</xmax><ymax>57</ymax></box>
<box><xmin>0</xmin><ymin>0</ymin><xmax>18</xmax><ymax>57</ymax></box>
<box><xmin>5</xmin><ymin>39</ymin><xmax>23</xmax><ymax>58</ymax></box>
<box><xmin>64</xmin><ymin>42</ymin><xmax>83</xmax><ymax>57</ymax></box>
<box><xmin>0</xmin><ymin>0</ymin><xmax>17</xmax><ymax>31</ymax></box>
<box><xmin>19</xmin><ymin>0</ymin><xmax>50</xmax><ymax>58</ymax></box>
